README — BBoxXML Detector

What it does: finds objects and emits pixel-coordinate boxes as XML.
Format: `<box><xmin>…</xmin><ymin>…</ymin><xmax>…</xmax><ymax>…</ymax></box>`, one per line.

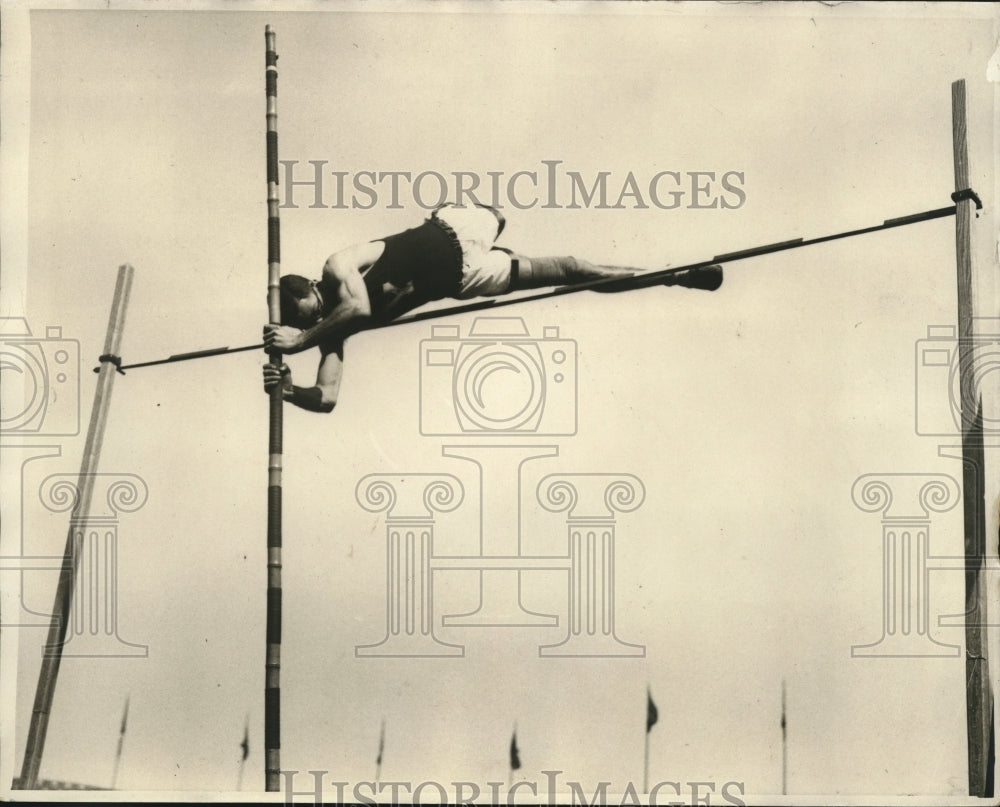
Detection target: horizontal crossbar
<box><xmin>103</xmin><ymin>199</ymin><xmax>964</xmax><ymax>373</ymax></box>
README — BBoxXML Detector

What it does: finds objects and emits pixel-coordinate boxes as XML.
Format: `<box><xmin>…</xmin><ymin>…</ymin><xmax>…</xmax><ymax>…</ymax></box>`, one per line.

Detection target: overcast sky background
<box><xmin>2</xmin><ymin>2</ymin><xmax>999</xmax><ymax>801</ymax></box>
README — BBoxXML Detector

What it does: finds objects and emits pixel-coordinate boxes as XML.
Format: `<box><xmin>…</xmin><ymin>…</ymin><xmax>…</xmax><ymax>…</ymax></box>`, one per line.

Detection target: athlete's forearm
<box><xmin>297</xmin><ymin>298</ymin><xmax>369</xmax><ymax>350</ymax></box>
<box><xmin>283</xmin><ymin>384</ymin><xmax>335</xmax><ymax>413</ymax></box>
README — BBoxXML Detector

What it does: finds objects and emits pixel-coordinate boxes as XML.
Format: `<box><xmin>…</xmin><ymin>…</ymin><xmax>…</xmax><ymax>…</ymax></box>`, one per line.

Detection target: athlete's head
<box><xmin>280</xmin><ymin>274</ymin><xmax>326</xmax><ymax>329</ymax></box>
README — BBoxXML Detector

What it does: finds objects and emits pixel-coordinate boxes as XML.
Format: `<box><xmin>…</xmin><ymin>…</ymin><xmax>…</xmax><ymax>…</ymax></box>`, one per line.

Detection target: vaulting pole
<box><xmin>951</xmin><ymin>78</ymin><xmax>994</xmax><ymax>798</ymax></box>
<box><xmin>264</xmin><ymin>24</ymin><xmax>283</xmax><ymax>793</ymax></box>
<box><xmin>17</xmin><ymin>264</ymin><xmax>134</xmax><ymax>789</ymax></box>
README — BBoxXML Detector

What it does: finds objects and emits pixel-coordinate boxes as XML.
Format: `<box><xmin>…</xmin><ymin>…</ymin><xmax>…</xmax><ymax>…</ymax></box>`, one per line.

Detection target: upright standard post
<box><xmin>17</xmin><ymin>265</ymin><xmax>134</xmax><ymax>789</ymax></box>
<box><xmin>951</xmin><ymin>78</ymin><xmax>994</xmax><ymax>798</ymax></box>
<box><xmin>264</xmin><ymin>25</ymin><xmax>283</xmax><ymax>793</ymax></box>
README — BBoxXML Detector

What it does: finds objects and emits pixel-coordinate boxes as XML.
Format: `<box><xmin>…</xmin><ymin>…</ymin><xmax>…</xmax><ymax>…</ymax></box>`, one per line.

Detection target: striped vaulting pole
<box><xmin>264</xmin><ymin>25</ymin><xmax>282</xmax><ymax>793</ymax></box>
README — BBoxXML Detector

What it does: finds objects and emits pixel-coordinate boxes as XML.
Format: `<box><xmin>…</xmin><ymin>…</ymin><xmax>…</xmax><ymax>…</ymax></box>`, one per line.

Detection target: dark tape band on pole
<box><xmin>267</xmin><ymin>486</ymin><xmax>282</xmax><ymax>548</ymax></box>
<box><xmin>264</xmin><ymin>688</ymin><xmax>280</xmax><ymax>749</ymax></box>
<box><xmin>951</xmin><ymin>188</ymin><xmax>983</xmax><ymax>210</ymax></box>
<box><xmin>95</xmin><ymin>354</ymin><xmax>126</xmax><ymax>375</ymax></box>
<box><xmin>267</xmin><ymin>589</ymin><xmax>282</xmax><ymax>644</ymax></box>
<box><xmin>268</xmin><ymin>218</ymin><xmax>281</xmax><ymax>263</ymax></box>
<box><xmin>266</xmin><ymin>133</ymin><xmax>279</xmax><ymax>183</ymax></box>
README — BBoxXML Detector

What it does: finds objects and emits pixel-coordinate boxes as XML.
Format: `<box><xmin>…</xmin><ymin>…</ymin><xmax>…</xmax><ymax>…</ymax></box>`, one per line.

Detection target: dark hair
<box><xmin>279</xmin><ymin>274</ymin><xmax>313</xmax><ymax>327</ymax></box>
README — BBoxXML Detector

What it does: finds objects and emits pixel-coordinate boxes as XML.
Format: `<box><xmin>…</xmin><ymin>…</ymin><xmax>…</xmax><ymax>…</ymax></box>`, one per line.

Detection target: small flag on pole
<box><xmin>781</xmin><ymin>679</ymin><xmax>787</xmax><ymax>795</ymax></box>
<box><xmin>237</xmin><ymin>715</ymin><xmax>250</xmax><ymax>791</ymax></box>
<box><xmin>111</xmin><ymin>695</ymin><xmax>129</xmax><ymax>789</ymax></box>
<box><xmin>509</xmin><ymin>730</ymin><xmax>521</xmax><ymax>771</ymax></box>
<box><xmin>644</xmin><ymin>687</ymin><xmax>658</xmax><ymax>793</ymax></box>
<box><xmin>376</xmin><ymin>717</ymin><xmax>385</xmax><ymax>784</ymax></box>
<box><xmin>646</xmin><ymin>689</ymin><xmax>658</xmax><ymax>733</ymax></box>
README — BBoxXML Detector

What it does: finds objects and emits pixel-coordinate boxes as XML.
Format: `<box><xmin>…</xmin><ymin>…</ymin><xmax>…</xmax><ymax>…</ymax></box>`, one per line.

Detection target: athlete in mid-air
<box><xmin>262</xmin><ymin>202</ymin><xmax>641</xmax><ymax>412</ymax></box>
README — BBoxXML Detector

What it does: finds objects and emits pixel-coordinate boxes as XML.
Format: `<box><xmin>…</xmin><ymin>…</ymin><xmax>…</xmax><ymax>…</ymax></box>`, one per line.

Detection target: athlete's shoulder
<box><xmin>324</xmin><ymin>241</ymin><xmax>385</xmax><ymax>276</ymax></box>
